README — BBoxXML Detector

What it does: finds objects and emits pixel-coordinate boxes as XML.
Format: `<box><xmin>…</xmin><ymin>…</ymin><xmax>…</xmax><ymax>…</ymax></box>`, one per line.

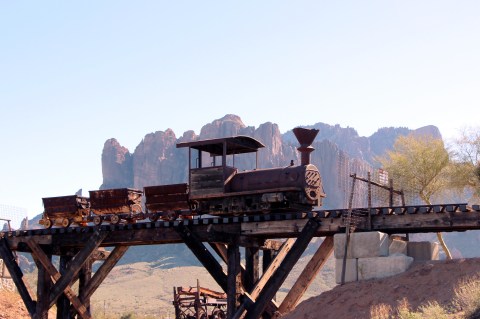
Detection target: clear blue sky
<box><xmin>1</xmin><ymin>1</ymin><xmax>479</xmax><ymax>218</ymax></box>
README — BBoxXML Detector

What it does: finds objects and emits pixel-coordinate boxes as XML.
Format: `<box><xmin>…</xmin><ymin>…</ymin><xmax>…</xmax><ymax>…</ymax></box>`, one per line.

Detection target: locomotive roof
<box><xmin>176</xmin><ymin>135</ymin><xmax>265</xmax><ymax>155</ymax></box>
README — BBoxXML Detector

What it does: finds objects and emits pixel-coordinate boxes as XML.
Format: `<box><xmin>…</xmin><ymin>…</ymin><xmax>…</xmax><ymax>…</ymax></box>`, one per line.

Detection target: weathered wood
<box><xmin>244</xmin><ymin>247</ymin><xmax>259</xmax><ymax>292</ymax></box>
<box><xmin>26</xmin><ymin>239</ymin><xmax>91</xmax><ymax>319</ymax></box>
<box><xmin>49</xmin><ymin>230</ymin><xmax>107</xmax><ymax>308</ymax></box>
<box><xmin>78</xmin><ymin>260</ymin><xmax>93</xmax><ymax>314</ymax></box>
<box><xmin>178</xmin><ymin>225</ymin><xmax>228</xmax><ymax>291</ymax></box>
<box><xmin>0</xmin><ymin>237</ymin><xmax>36</xmax><ymax>316</ymax></box>
<box><xmin>277</xmin><ymin>236</ymin><xmax>334</xmax><ymax>316</ymax></box>
<box><xmin>57</xmin><ymin>255</ymin><xmax>73</xmax><ymax>319</ymax></box>
<box><xmin>227</xmin><ymin>240</ymin><xmax>241</xmax><ymax>319</ymax></box>
<box><xmin>245</xmin><ymin>219</ymin><xmax>320</xmax><ymax>319</ymax></box>
<box><xmin>232</xmin><ymin>240</ymin><xmax>295</xmax><ymax>319</ymax></box>
<box><xmin>81</xmin><ymin>245</ymin><xmax>129</xmax><ymax>301</ymax></box>
<box><xmin>35</xmin><ymin>253</ymin><xmax>52</xmax><ymax>319</ymax></box>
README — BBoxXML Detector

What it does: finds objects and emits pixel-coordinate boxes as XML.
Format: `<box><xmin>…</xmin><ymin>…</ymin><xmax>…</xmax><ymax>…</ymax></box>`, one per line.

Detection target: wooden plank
<box><xmin>277</xmin><ymin>236</ymin><xmax>334</xmax><ymax>315</ymax></box>
<box><xmin>49</xmin><ymin>231</ymin><xmax>107</xmax><ymax>308</ymax></box>
<box><xmin>242</xmin><ymin>220</ymin><xmax>309</xmax><ymax>236</ymax></box>
<box><xmin>227</xmin><ymin>241</ymin><xmax>241</xmax><ymax>318</ymax></box>
<box><xmin>245</xmin><ymin>219</ymin><xmax>319</xmax><ymax>319</ymax></box>
<box><xmin>178</xmin><ymin>225</ymin><xmax>228</xmax><ymax>292</ymax></box>
<box><xmin>26</xmin><ymin>238</ymin><xmax>92</xmax><ymax>319</ymax></box>
<box><xmin>0</xmin><ymin>237</ymin><xmax>36</xmax><ymax>317</ymax></box>
<box><xmin>81</xmin><ymin>245</ymin><xmax>129</xmax><ymax>301</ymax></box>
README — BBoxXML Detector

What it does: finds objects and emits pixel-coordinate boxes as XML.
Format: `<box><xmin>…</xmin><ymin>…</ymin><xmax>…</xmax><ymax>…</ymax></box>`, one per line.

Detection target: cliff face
<box><xmin>100</xmin><ymin>114</ymin><xmax>439</xmax><ymax>210</ymax></box>
<box><xmin>100</xmin><ymin>138</ymin><xmax>133</xmax><ymax>189</ymax></box>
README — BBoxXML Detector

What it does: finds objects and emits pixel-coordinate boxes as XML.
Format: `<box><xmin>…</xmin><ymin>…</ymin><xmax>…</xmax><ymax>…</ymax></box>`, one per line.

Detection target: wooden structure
<box><xmin>173</xmin><ymin>279</ymin><xmax>227</xmax><ymax>319</ymax></box>
<box><xmin>1</xmin><ymin>203</ymin><xmax>480</xmax><ymax>318</ymax></box>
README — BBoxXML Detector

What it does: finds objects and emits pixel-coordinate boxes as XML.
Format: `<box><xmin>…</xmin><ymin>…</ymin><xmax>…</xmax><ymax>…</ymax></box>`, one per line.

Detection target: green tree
<box><xmin>377</xmin><ymin>133</ymin><xmax>452</xmax><ymax>259</ymax></box>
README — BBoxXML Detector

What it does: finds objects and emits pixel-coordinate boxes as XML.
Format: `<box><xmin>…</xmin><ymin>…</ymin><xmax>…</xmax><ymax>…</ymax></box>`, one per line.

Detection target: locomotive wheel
<box><xmin>61</xmin><ymin>218</ymin><xmax>71</xmax><ymax>228</ymax></box>
<box><xmin>93</xmin><ymin>215</ymin><xmax>103</xmax><ymax>226</ymax></box>
<box><xmin>44</xmin><ymin>219</ymin><xmax>53</xmax><ymax>229</ymax></box>
<box><xmin>110</xmin><ymin>215</ymin><xmax>120</xmax><ymax>225</ymax></box>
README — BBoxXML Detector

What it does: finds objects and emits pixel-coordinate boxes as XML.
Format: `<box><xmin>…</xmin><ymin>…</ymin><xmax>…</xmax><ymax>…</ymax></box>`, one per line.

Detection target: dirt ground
<box><xmin>281</xmin><ymin>258</ymin><xmax>480</xmax><ymax>319</ymax></box>
<box><xmin>0</xmin><ymin>289</ymin><xmax>30</xmax><ymax>319</ymax></box>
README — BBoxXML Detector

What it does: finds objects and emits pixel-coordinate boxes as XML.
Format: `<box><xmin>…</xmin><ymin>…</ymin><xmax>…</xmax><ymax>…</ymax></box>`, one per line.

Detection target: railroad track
<box><xmin>1</xmin><ymin>203</ymin><xmax>479</xmax><ymax>242</ymax></box>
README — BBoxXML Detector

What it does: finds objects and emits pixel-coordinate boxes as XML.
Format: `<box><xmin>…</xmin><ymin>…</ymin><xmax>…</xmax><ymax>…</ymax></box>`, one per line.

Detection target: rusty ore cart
<box><xmin>89</xmin><ymin>188</ymin><xmax>144</xmax><ymax>225</ymax></box>
<box><xmin>40</xmin><ymin>195</ymin><xmax>90</xmax><ymax>228</ymax></box>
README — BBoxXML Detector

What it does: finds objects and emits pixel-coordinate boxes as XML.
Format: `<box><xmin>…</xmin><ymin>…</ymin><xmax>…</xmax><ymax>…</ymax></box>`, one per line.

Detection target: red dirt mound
<box><xmin>282</xmin><ymin>258</ymin><xmax>480</xmax><ymax>319</ymax></box>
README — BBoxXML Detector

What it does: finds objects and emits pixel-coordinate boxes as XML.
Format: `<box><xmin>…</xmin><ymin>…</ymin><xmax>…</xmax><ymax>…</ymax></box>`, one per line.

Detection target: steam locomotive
<box><xmin>39</xmin><ymin>128</ymin><xmax>325</xmax><ymax>228</ymax></box>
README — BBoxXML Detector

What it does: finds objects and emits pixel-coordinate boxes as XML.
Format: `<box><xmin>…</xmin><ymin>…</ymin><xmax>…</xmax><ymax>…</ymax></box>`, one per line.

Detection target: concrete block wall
<box><xmin>333</xmin><ymin>232</ymin><xmax>389</xmax><ymax>259</ymax></box>
<box><xmin>334</xmin><ymin>232</ymin><xmax>421</xmax><ymax>284</ymax></box>
<box><xmin>407</xmin><ymin>241</ymin><xmax>440</xmax><ymax>261</ymax></box>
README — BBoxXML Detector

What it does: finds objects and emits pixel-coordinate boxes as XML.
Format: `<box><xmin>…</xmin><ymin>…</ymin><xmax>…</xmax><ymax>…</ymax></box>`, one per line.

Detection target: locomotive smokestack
<box><xmin>293</xmin><ymin>127</ymin><xmax>319</xmax><ymax>166</ymax></box>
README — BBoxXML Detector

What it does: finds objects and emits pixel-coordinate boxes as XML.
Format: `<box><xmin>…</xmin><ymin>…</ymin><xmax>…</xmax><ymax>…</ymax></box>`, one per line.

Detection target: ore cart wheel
<box><xmin>93</xmin><ymin>215</ymin><xmax>103</xmax><ymax>226</ymax></box>
<box><xmin>61</xmin><ymin>218</ymin><xmax>71</xmax><ymax>228</ymax></box>
<box><xmin>212</xmin><ymin>309</ymin><xmax>226</xmax><ymax>319</ymax></box>
<box><xmin>110</xmin><ymin>215</ymin><xmax>120</xmax><ymax>225</ymax></box>
<box><xmin>44</xmin><ymin>219</ymin><xmax>53</xmax><ymax>229</ymax></box>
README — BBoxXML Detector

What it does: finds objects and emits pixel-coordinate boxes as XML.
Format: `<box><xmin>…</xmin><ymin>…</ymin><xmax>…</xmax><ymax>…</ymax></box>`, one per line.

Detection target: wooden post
<box><xmin>227</xmin><ymin>239</ymin><xmax>241</xmax><ymax>319</ymax></box>
<box><xmin>244</xmin><ymin>246</ymin><xmax>259</xmax><ymax>292</ymax></box>
<box><xmin>35</xmin><ymin>254</ymin><xmax>52</xmax><ymax>319</ymax></box>
<box><xmin>389</xmin><ymin>178</ymin><xmax>394</xmax><ymax>207</ymax></box>
<box><xmin>56</xmin><ymin>255</ymin><xmax>73</xmax><ymax>319</ymax></box>
<box><xmin>244</xmin><ymin>219</ymin><xmax>319</xmax><ymax>319</ymax></box>
<box><xmin>0</xmin><ymin>238</ymin><xmax>36</xmax><ymax>317</ymax></box>
<box><xmin>78</xmin><ymin>259</ymin><xmax>93</xmax><ymax>314</ymax></box>
<box><xmin>277</xmin><ymin>236</ymin><xmax>334</xmax><ymax>316</ymax></box>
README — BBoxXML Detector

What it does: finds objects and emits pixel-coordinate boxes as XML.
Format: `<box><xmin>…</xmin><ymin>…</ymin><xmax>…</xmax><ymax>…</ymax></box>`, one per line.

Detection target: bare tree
<box><xmin>448</xmin><ymin>127</ymin><xmax>480</xmax><ymax>202</ymax></box>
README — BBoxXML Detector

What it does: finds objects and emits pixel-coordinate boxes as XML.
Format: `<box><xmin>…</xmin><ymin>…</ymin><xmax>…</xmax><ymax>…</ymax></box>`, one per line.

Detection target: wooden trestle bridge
<box><xmin>1</xmin><ymin>203</ymin><xmax>480</xmax><ymax>319</ymax></box>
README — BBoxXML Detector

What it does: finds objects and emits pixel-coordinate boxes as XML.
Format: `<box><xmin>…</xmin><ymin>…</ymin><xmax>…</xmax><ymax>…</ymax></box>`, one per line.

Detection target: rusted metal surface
<box><xmin>293</xmin><ymin>127</ymin><xmax>319</xmax><ymax>166</ymax></box>
<box><xmin>89</xmin><ymin>188</ymin><xmax>143</xmax><ymax>215</ymax></box>
<box><xmin>41</xmin><ymin>195</ymin><xmax>90</xmax><ymax>227</ymax></box>
<box><xmin>145</xmin><ymin>183</ymin><xmax>189</xmax><ymax>211</ymax></box>
<box><xmin>173</xmin><ymin>280</ymin><xmax>227</xmax><ymax>319</ymax></box>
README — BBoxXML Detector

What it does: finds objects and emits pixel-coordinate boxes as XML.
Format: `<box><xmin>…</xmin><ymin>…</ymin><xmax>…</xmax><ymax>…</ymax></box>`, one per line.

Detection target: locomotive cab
<box><xmin>176</xmin><ymin>136</ymin><xmax>265</xmax><ymax>200</ymax></box>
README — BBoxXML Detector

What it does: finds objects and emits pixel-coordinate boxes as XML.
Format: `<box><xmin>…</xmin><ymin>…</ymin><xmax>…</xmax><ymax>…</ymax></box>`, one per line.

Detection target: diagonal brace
<box><xmin>244</xmin><ymin>218</ymin><xmax>320</xmax><ymax>319</ymax></box>
<box><xmin>26</xmin><ymin>240</ymin><xmax>92</xmax><ymax>319</ymax></box>
<box><xmin>0</xmin><ymin>237</ymin><xmax>36</xmax><ymax>316</ymax></box>
<box><xmin>81</xmin><ymin>245</ymin><xmax>129</xmax><ymax>301</ymax></box>
<box><xmin>47</xmin><ymin>230</ymin><xmax>107</xmax><ymax>307</ymax></box>
<box><xmin>177</xmin><ymin>225</ymin><xmax>228</xmax><ymax>291</ymax></box>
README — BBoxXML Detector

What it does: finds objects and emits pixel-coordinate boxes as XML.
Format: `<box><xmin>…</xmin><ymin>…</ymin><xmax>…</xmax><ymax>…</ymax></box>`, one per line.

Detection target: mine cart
<box><xmin>173</xmin><ymin>280</ymin><xmax>227</xmax><ymax>319</ymax></box>
<box><xmin>144</xmin><ymin>183</ymin><xmax>191</xmax><ymax>221</ymax></box>
<box><xmin>40</xmin><ymin>195</ymin><xmax>90</xmax><ymax>228</ymax></box>
<box><xmin>89</xmin><ymin>188</ymin><xmax>144</xmax><ymax>225</ymax></box>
